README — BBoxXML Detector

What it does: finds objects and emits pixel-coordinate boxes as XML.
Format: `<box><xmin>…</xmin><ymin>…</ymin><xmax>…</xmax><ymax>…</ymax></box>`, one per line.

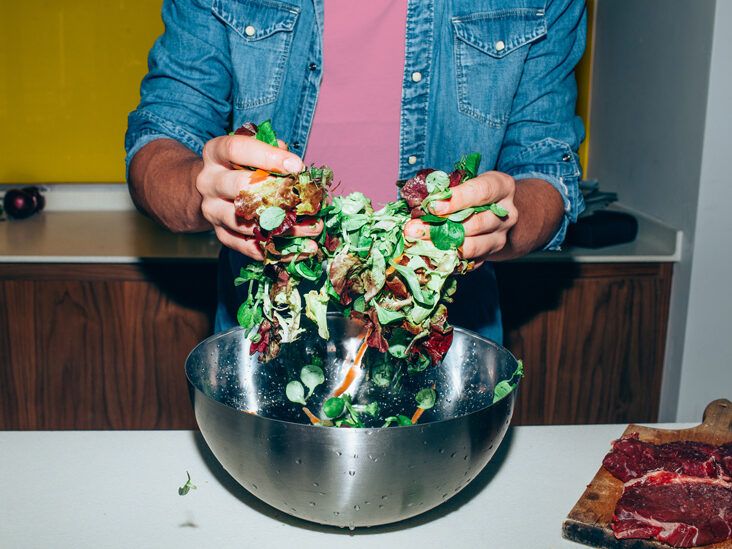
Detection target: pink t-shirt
<box><xmin>303</xmin><ymin>1</ymin><xmax>407</xmax><ymax>207</ymax></box>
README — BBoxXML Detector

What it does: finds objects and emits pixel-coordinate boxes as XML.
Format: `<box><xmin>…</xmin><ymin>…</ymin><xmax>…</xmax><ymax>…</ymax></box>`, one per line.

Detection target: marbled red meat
<box><xmin>603</xmin><ymin>434</ymin><xmax>719</xmax><ymax>482</ymax></box>
<box><xmin>719</xmin><ymin>442</ymin><xmax>732</xmax><ymax>478</ymax></box>
<box><xmin>612</xmin><ymin>470</ymin><xmax>732</xmax><ymax>547</ymax></box>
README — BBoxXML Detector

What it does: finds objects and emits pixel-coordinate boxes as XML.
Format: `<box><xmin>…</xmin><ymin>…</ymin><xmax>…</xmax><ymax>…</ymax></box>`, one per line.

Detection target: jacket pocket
<box><xmin>213</xmin><ymin>0</ymin><xmax>300</xmax><ymax>109</ymax></box>
<box><xmin>451</xmin><ymin>8</ymin><xmax>547</xmax><ymax>127</ymax></box>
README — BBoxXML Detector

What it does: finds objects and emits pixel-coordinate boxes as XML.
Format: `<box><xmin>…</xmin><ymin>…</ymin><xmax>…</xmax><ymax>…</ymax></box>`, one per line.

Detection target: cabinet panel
<box><xmin>0</xmin><ymin>264</ymin><xmax>215</xmax><ymax>429</ymax></box>
<box><xmin>496</xmin><ymin>263</ymin><xmax>672</xmax><ymax>425</ymax></box>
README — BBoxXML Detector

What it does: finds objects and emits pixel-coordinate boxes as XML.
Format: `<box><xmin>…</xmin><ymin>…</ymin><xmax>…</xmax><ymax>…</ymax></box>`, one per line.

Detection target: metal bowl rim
<box><xmin>185</xmin><ymin>315</ymin><xmax>520</xmax><ymax>431</ymax></box>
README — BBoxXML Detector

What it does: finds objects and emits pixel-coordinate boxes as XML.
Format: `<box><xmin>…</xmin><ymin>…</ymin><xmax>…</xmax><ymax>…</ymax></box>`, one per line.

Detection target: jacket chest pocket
<box><xmin>213</xmin><ymin>0</ymin><xmax>300</xmax><ymax>110</ymax></box>
<box><xmin>451</xmin><ymin>8</ymin><xmax>547</xmax><ymax>127</ymax></box>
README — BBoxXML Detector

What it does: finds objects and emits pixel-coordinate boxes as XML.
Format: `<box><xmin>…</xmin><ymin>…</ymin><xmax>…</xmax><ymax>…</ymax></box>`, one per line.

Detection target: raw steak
<box><xmin>719</xmin><ymin>442</ymin><xmax>732</xmax><ymax>478</ymax></box>
<box><xmin>612</xmin><ymin>470</ymin><xmax>732</xmax><ymax>547</ymax></box>
<box><xmin>603</xmin><ymin>433</ymin><xmax>719</xmax><ymax>482</ymax></box>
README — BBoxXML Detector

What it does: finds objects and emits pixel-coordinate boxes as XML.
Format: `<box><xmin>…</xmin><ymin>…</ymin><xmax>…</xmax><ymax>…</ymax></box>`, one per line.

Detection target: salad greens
<box><xmin>178</xmin><ymin>471</ymin><xmax>197</xmax><ymax>496</ymax></box>
<box><xmin>230</xmin><ymin>121</ymin><xmax>522</xmax><ymax>427</ymax></box>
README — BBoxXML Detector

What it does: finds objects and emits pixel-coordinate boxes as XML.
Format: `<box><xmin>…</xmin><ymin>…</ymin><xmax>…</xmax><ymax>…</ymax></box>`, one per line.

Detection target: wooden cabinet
<box><xmin>0</xmin><ymin>261</ymin><xmax>672</xmax><ymax>429</ymax></box>
<box><xmin>0</xmin><ymin>264</ymin><xmax>216</xmax><ymax>429</ymax></box>
<box><xmin>496</xmin><ymin>263</ymin><xmax>673</xmax><ymax>426</ymax></box>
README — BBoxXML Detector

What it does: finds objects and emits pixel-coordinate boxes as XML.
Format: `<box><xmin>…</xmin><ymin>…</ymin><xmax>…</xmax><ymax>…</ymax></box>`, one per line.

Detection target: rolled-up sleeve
<box><xmin>124</xmin><ymin>0</ymin><xmax>232</xmax><ymax>178</ymax></box>
<box><xmin>497</xmin><ymin>0</ymin><xmax>587</xmax><ymax>250</ymax></box>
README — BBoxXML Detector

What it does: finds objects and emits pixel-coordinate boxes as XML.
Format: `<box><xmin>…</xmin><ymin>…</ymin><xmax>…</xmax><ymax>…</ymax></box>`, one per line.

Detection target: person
<box><xmin>125</xmin><ymin>0</ymin><xmax>586</xmax><ymax>343</ymax></box>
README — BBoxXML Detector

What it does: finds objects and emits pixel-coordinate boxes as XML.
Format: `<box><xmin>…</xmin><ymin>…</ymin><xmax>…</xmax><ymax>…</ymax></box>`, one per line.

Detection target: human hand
<box><xmin>197</xmin><ymin>135</ymin><xmax>323</xmax><ymax>260</ymax></box>
<box><xmin>404</xmin><ymin>171</ymin><xmax>518</xmax><ymax>263</ymax></box>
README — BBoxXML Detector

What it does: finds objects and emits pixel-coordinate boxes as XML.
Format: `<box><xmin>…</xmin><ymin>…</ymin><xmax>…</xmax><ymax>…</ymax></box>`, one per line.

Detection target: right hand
<box><xmin>197</xmin><ymin>135</ymin><xmax>323</xmax><ymax>260</ymax></box>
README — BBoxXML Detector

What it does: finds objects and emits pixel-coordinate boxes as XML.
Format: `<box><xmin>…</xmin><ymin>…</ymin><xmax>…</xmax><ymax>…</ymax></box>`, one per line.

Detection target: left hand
<box><xmin>404</xmin><ymin>171</ymin><xmax>518</xmax><ymax>262</ymax></box>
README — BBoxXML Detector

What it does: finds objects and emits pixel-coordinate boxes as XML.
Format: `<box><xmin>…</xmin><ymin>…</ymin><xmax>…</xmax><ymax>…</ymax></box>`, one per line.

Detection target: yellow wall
<box><xmin>575</xmin><ymin>0</ymin><xmax>596</xmax><ymax>174</ymax></box>
<box><xmin>0</xmin><ymin>1</ymin><xmax>593</xmax><ymax>183</ymax></box>
<box><xmin>0</xmin><ymin>1</ymin><xmax>163</xmax><ymax>183</ymax></box>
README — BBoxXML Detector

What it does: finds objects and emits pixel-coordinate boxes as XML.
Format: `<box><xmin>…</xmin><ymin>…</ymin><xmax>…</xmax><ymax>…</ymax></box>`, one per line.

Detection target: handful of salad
<box><xmin>231</xmin><ymin>121</ymin><xmax>515</xmax><ymax>425</ymax></box>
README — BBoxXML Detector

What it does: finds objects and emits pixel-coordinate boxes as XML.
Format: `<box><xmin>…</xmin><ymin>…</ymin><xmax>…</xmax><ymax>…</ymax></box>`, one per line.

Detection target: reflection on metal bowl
<box><xmin>185</xmin><ymin>314</ymin><xmax>520</xmax><ymax>528</ymax></box>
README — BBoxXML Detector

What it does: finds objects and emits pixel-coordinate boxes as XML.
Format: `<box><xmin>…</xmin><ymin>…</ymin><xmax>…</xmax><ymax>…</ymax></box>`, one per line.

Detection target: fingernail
<box><xmin>283</xmin><ymin>157</ymin><xmax>302</xmax><ymax>174</ymax></box>
<box><xmin>404</xmin><ymin>222</ymin><xmax>424</xmax><ymax>239</ymax></box>
<box><xmin>431</xmin><ymin>201</ymin><xmax>448</xmax><ymax>214</ymax></box>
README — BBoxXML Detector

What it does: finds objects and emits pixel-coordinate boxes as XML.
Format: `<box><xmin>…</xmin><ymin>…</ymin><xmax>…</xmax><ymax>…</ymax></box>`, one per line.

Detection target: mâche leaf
<box><xmin>286</xmin><ymin>380</ymin><xmax>307</xmax><ymax>405</ymax></box>
<box><xmin>178</xmin><ymin>471</ymin><xmax>197</xmax><ymax>496</ymax></box>
<box><xmin>430</xmin><ymin>219</ymin><xmax>465</xmax><ymax>250</ymax></box>
<box><xmin>425</xmin><ymin>170</ymin><xmax>450</xmax><ymax>193</ymax></box>
<box><xmin>455</xmin><ymin>152</ymin><xmax>481</xmax><ymax>179</ymax></box>
<box><xmin>323</xmin><ymin>396</ymin><xmax>345</xmax><ymax>418</ymax></box>
<box><xmin>237</xmin><ymin>297</ymin><xmax>262</xmax><ymax>329</ymax></box>
<box><xmin>255</xmin><ymin>120</ymin><xmax>279</xmax><ymax>147</ymax></box>
<box><xmin>300</xmin><ymin>364</ymin><xmax>325</xmax><ymax>398</ymax></box>
<box><xmin>488</xmin><ymin>203</ymin><xmax>509</xmax><ymax>217</ymax></box>
<box><xmin>416</xmin><ymin>387</ymin><xmax>437</xmax><ymax>409</ymax></box>
<box><xmin>259</xmin><ymin>206</ymin><xmax>286</xmax><ymax>231</ymax></box>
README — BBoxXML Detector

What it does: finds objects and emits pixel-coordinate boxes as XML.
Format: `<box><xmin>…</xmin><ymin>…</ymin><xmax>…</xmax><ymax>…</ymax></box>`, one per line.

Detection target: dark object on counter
<box><xmin>566</xmin><ymin>210</ymin><xmax>638</xmax><ymax>248</ymax></box>
<box><xmin>3</xmin><ymin>186</ymin><xmax>45</xmax><ymax>219</ymax></box>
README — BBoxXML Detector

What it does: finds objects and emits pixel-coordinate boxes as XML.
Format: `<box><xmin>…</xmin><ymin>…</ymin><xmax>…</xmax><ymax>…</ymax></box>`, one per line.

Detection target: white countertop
<box><xmin>0</xmin><ymin>205</ymin><xmax>680</xmax><ymax>264</ymax></box>
<box><xmin>0</xmin><ymin>424</ymin><xmax>691</xmax><ymax>549</ymax></box>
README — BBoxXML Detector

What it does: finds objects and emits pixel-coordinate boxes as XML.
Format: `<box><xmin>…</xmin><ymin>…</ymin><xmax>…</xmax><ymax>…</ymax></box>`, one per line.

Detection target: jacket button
<box><xmin>411</xmin><ymin>71</ymin><xmax>422</xmax><ymax>83</ymax></box>
<box><xmin>245</xmin><ymin>25</ymin><xmax>256</xmax><ymax>37</ymax></box>
<box><xmin>309</xmin><ymin>62</ymin><xmax>318</xmax><ymax>71</ymax></box>
<box><xmin>408</xmin><ymin>156</ymin><xmax>417</xmax><ymax>165</ymax></box>
<box><xmin>562</xmin><ymin>153</ymin><xmax>572</xmax><ymax>162</ymax></box>
<box><xmin>495</xmin><ymin>40</ymin><xmax>506</xmax><ymax>52</ymax></box>
<box><xmin>293</xmin><ymin>142</ymin><xmax>301</xmax><ymax>149</ymax></box>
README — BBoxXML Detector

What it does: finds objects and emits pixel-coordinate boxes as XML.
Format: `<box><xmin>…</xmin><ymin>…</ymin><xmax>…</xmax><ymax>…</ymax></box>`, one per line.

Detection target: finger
<box><xmin>459</xmin><ymin>232</ymin><xmax>508</xmax><ymax>260</ymax></box>
<box><xmin>202</xmin><ymin>199</ymin><xmax>258</xmax><ymax>236</ymax></box>
<box><xmin>461</xmin><ymin>210</ymin><xmax>504</xmax><ymax>237</ymax></box>
<box><xmin>205</xmin><ymin>135</ymin><xmax>303</xmax><ymax>174</ymax></box>
<box><xmin>403</xmin><ymin>219</ymin><xmax>430</xmax><ymax>240</ymax></box>
<box><xmin>214</xmin><ymin>226</ymin><xmax>265</xmax><ymax>261</ymax></box>
<box><xmin>286</xmin><ymin>218</ymin><xmax>323</xmax><ymax>238</ymax></box>
<box><xmin>430</xmin><ymin>172</ymin><xmax>513</xmax><ymax>215</ymax></box>
<box><xmin>214</xmin><ymin>168</ymin><xmax>262</xmax><ymax>200</ymax></box>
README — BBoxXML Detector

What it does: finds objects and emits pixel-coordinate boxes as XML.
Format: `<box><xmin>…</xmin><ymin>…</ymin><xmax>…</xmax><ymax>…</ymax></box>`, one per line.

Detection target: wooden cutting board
<box><xmin>562</xmin><ymin>399</ymin><xmax>732</xmax><ymax>548</ymax></box>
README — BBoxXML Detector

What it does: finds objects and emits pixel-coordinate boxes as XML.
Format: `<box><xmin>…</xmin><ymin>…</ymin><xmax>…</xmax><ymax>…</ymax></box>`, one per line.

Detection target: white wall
<box><xmin>589</xmin><ymin>0</ymin><xmax>716</xmax><ymax>421</ymax></box>
<box><xmin>675</xmin><ymin>1</ymin><xmax>732</xmax><ymax>421</ymax></box>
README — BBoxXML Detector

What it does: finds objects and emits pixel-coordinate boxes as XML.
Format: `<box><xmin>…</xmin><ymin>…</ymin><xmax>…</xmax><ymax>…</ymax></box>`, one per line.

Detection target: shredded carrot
<box><xmin>333</xmin><ymin>367</ymin><xmax>357</xmax><ymax>398</ymax></box>
<box><xmin>411</xmin><ymin>407</ymin><xmax>425</xmax><ymax>425</ymax></box>
<box><xmin>302</xmin><ymin>406</ymin><xmax>321</xmax><ymax>425</ymax></box>
<box><xmin>332</xmin><ymin>336</ymin><xmax>370</xmax><ymax>397</ymax></box>
<box><xmin>385</xmin><ymin>254</ymin><xmax>405</xmax><ymax>277</ymax></box>
<box><xmin>249</xmin><ymin>168</ymin><xmax>270</xmax><ymax>184</ymax></box>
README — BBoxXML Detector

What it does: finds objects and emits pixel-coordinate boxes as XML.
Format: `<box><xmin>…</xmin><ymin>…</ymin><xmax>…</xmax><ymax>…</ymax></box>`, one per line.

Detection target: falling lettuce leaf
<box><xmin>492</xmin><ymin>360</ymin><xmax>524</xmax><ymax>404</ymax></box>
<box><xmin>304</xmin><ymin>288</ymin><xmax>330</xmax><ymax>339</ymax></box>
<box><xmin>178</xmin><ymin>471</ymin><xmax>197</xmax><ymax>496</ymax></box>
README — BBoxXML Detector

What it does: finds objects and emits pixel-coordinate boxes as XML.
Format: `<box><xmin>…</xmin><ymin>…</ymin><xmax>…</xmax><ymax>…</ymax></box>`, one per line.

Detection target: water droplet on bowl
<box><xmin>334</xmin><ymin>511</ymin><xmax>340</xmax><ymax>516</ymax></box>
<box><xmin>381</xmin><ymin>495</ymin><xmax>388</xmax><ymax>500</ymax></box>
<box><xmin>312</xmin><ymin>482</ymin><xmax>319</xmax><ymax>487</ymax></box>
<box><xmin>439</xmin><ymin>448</ymin><xmax>445</xmax><ymax>454</ymax></box>
<box><xmin>348</xmin><ymin>470</ymin><xmax>356</xmax><ymax>476</ymax></box>
<box><xmin>353</xmin><ymin>505</ymin><xmax>360</xmax><ymax>511</ymax></box>
<box><xmin>309</xmin><ymin>502</ymin><xmax>316</xmax><ymax>507</ymax></box>
<box><xmin>295</xmin><ymin>458</ymin><xmax>302</xmax><ymax>465</ymax></box>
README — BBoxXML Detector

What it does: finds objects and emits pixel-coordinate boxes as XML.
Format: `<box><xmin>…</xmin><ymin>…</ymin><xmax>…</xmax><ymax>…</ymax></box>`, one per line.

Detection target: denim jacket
<box><xmin>126</xmin><ymin>0</ymin><xmax>587</xmax><ymax>342</ymax></box>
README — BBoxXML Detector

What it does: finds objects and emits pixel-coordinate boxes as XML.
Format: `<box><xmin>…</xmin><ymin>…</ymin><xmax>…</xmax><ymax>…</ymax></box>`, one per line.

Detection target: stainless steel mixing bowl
<box><xmin>185</xmin><ymin>315</ymin><xmax>520</xmax><ymax>528</ymax></box>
